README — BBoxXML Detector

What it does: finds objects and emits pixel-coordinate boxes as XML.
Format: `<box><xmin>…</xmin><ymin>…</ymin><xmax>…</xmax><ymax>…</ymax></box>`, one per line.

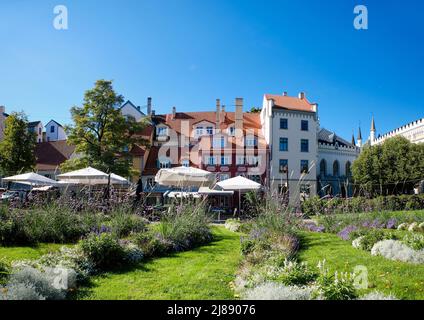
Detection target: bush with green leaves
<box><xmin>274</xmin><ymin>260</ymin><xmax>318</xmax><ymax>286</ymax></box>
<box><xmin>156</xmin><ymin>203</ymin><xmax>212</xmax><ymax>252</ymax></box>
<box><xmin>0</xmin><ymin>259</ymin><xmax>10</xmax><ymax>285</ymax></box>
<box><xmin>108</xmin><ymin>211</ymin><xmax>147</xmax><ymax>238</ymax></box>
<box><xmin>402</xmin><ymin>233</ymin><xmax>424</xmax><ymax>251</ymax></box>
<box><xmin>350</xmin><ymin>229</ymin><xmax>397</xmax><ymax>251</ymax></box>
<box><xmin>79</xmin><ymin>233</ymin><xmax>129</xmax><ymax>270</ymax></box>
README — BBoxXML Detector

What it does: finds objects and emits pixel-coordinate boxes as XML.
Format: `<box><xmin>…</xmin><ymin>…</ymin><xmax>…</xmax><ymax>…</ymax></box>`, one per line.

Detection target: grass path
<box><xmin>0</xmin><ymin>243</ymin><xmax>64</xmax><ymax>262</ymax></box>
<box><xmin>298</xmin><ymin>232</ymin><xmax>424</xmax><ymax>300</ymax></box>
<box><xmin>77</xmin><ymin>226</ymin><xmax>241</xmax><ymax>300</ymax></box>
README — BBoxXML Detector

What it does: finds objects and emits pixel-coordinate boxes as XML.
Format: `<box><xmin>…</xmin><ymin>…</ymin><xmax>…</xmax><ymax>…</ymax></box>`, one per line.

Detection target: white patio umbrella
<box><xmin>216</xmin><ymin>176</ymin><xmax>262</xmax><ymax>214</ymax></box>
<box><xmin>155</xmin><ymin>166</ymin><xmax>215</xmax><ymax>188</ymax></box>
<box><xmin>57</xmin><ymin>167</ymin><xmax>130</xmax><ymax>186</ymax></box>
<box><xmin>2</xmin><ymin>172</ymin><xmax>59</xmax><ymax>186</ymax></box>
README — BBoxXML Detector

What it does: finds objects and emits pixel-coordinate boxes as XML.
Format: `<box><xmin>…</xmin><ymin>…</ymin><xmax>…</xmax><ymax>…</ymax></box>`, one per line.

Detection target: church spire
<box><xmin>351</xmin><ymin>133</ymin><xmax>356</xmax><ymax>146</ymax></box>
<box><xmin>358</xmin><ymin>126</ymin><xmax>362</xmax><ymax>140</ymax></box>
<box><xmin>371</xmin><ymin>116</ymin><xmax>376</xmax><ymax>132</ymax></box>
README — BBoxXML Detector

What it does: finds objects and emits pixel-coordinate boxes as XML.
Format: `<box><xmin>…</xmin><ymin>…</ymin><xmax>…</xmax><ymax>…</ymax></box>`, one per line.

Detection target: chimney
<box><xmin>283</xmin><ymin>92</ymin><xmax>288</xmax><ymax>96</ymax></box>
<box><xmin>299</xmin><ymin>92</ymin><xmax>305</xmax><ymax>100</ymax></box>
<box><xmin>172</xmin><ymin>106</ymin><xmax>176</xmax><ymax>120</ymax></box>
<box><xmin>235</xmin><ymin>98</ymin><xmax>243</xmax><ymax>138</ymax></box>
<box><xmin>312</xmin><ymin>103</ymin><xmax>318</xmax><ymax>113</ymax></box>
<box><xmin>147</xmin><ymin>97</ymin><xmax>152</xmax><ymax>116</ymax></box>
<box><xmin>216</xmin><ymin>99</ymin><xmax>221</xmax><ymax>130</ymax></box>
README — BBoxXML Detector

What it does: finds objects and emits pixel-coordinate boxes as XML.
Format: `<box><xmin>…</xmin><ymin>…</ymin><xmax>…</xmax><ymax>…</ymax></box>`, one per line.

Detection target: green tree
<box><xmin>352</xmin><ymin>136</ymin><xmax>424</xmax><ymax>196</ymax></box>
<box><xmin>0</xmin><ymin>112</ymin><xmax>36</xmax><ymax>175</ymax></box>
<box><xmin>62</xmin><ymin>80</ymin><xmax>149</xmax><ymax>177</ymax></box>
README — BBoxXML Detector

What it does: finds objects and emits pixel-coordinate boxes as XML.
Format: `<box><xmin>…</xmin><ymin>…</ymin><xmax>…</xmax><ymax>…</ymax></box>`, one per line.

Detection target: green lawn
<box><xmin>298</xmin><ymin>232</ymin><xmax>424</xmax><ymax>300</ymax></box>
<box><xmin>76</xmin><ymin>226</ymin><xmax>242</xmax><ymax>300</ymax></box>
<box><xmin>0</xmin><ymin>243</ymin><xmax>65</xmax><ymax>263</ymax></box>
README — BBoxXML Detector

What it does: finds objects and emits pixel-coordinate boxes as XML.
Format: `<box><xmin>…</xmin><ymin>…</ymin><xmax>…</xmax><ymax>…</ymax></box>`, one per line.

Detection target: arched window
<box><xmin>320</xmin><ymin>159</ymin><xmax>327</xmax><ymax>176</ymax></box>
<box><xmin>333</xmin><ymin>160</ymin><xmax>340</xmax><ymax>177</ymax></box>
<box><xmin>345</xmin><ymin>161</ymin><xmax>352</xmax><ymax>177</ymax></box>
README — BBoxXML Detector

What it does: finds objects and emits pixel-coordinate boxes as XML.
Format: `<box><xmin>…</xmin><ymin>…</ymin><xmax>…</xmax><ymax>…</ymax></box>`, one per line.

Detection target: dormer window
<box><xmin>206</xmin><ymin>126</ymin><xmax>214</xmax><ymax>135</ymax></box>
<box><xmin>158</xmin><ymin>158</ymin><xmax>171</xmax><ymax>169</ymax></box>
<box><xmin>228</xmin><ymin>126</ymin><xmax>236</xmax><ymax>136</ymax></box>
<box><xmin>196</xmin><ymin>126</ymin><xmax>204</xmax><ymax>137</ymax></box>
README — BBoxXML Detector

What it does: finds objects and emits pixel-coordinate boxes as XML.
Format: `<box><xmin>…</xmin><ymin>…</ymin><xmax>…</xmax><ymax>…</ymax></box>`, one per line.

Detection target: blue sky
<box><xmin>0</xmin><ymin>0</ymin><xmax>423</xmax><ymax>141</ymax></box>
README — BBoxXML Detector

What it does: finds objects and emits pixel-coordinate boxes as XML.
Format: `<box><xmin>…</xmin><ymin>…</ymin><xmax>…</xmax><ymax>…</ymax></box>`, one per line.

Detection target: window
<box><xmin>206</xmin><ymin>126</ymin><xmax>214</xmax><ymax>135</ymax></box>
<box><xmin>249</xmin><ymin>175</ymin><xmax>261</xmax><ymax>183</ymax></box>
<box><xmin>39</xmin><ymin>128</ymin><xmax>42</xmax><ymax>134</ymax></box>
<box><xmin>146</xmin><ymin>178</ymin><xmax>156</xmax><ymax>188</ymax></box>
<box><xmin>196</xmin><ymin>126</ymin><xmax>204</xmax><ymax>136</ymax></box>
<box><xmin>333</xmin><ymin>160</ymin><xmax>340</xmax><ymax>177</ymax></box>
<box><xmin>301</xmin><ymin>139</ymin><xmax>309</xmax><ymax>152</ymax></box>
<box><xmin>213</xmin><ymin>136</ymin><xmax>226</xmax><ymax>148</ymax></box>
<box><xmin>301</xmin><ymin>120</ymin><xmax>309</xmax><ymax>131</ymax></box>
<box><xmin>205</xmin><ymin>156</ymin><xmax>216</xmax><ymax>166</ymax></box>
<box><xmin>247</xmin><ymin>156</ymin><xmax>260</xmax><ymax>166</ymax></box>
<box><xmin>220</xmin><ymin>156</ymin><xmax>230</xmax><ymax>165</ymax></box>
<box><xmin>279</xmin><ymin>159</ymin><xmax>288</xmax><ymax>173</ymax></box>
<box><xmin>345</xmin><ymin>161</ymin><xmax>352</xmax><ymax>177</ymax></box>
<box><xmin>245</xmin><ymin>136</ymin><xmax>258</xmax><ymax>147</ymax></box>
<box><xmin>157</xmin><ymin>127</ymin><xmax>168</xmax><ymax>136</ymax></box>
<box><xmin>279</xmin><ymin>138</ymin><xmax>288</xmax><ymax>151</ymax></box>
<box><xmin>228</xmin><ymin>127</ymin><xmax>236</xmax><ymax>136</ymax></box>
<box><xmin>50</xmin><ymin>126</ymin><xmax>55</xmax><ymax>133</ymax></box>
<box><xmin>280</xmin><ymin>118</ymin><xmax>288</xmax><ymax>129</ymax></box>
<box><xmin>236</xmin><ymin>156</ymin><xmax>246</xmax><ymax>165</ymax></box>
<box><xmin>218</xmin><ymin>174</ymin><xmax>230</xmax><ymax>181</ymax></box>
<box><xmin>158</xmin><ymin>159</ymin><xmax>171</xmax><ymax>169</ymax></box>
<box><xmin>320</xmin><ymin>159</ymin><xmax>327</xmax><ymax>176</ymax></box>
<box><xmin>300</xmin><ymin>160</ymin><xmax>309</xmax><ymax>174</ymax></box>
<box><xmin>182</xmin><ymin>159</ymin><xmax>190</xmax><ymax>167</ymax></box>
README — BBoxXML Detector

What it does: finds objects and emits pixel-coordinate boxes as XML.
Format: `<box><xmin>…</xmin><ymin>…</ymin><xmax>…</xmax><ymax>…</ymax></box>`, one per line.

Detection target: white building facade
<box><xmin>45</xmin><ymin>120</ymin><xmax>67</xmax><ymax>142</ymax></box>
<box><xmin>370</xmin><ymin>117</ymin><xmax>424</xmax><ymax>146</ymax></box>
<box><xmin>261</xmin><ymin>92</ymin><xmax>319</xmax><ymax>204</ymax></box>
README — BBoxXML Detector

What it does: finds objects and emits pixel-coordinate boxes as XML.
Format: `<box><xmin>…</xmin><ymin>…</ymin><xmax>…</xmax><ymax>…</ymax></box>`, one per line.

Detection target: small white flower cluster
<box><xmin>224</xmin><ymin>219</ymin><xmax>242</xmax><ymax>232</ymax></box>
<box><xmin>397</xmin><ymin>222</ymin><xmax>424</xmax><ymax>232</ymax></box>
<box><xmin>243</xmin><ymin>282</ymin><xmax>315</xmax><ymax>300</ymax></box>
<box><xmin>371</xmin><ymin>240</ymin><xmax>424</xmax><ymax>264</ymax></box>
<box><xmin>352</xmin><ymin>236</ymin><xmax>365</xmax><ymax>249</ymax></box>
<box><xmin>359</xmin><ymin>291</ymin><xmax>398</xmax><ymax>300</ymax></box>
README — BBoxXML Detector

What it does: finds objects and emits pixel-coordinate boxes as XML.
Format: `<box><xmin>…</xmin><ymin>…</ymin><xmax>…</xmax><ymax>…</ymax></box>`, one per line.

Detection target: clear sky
<box><xmin>0</xmin><ymin>0</ymin><xmax>423</xmax><ymax>141</ymax></box>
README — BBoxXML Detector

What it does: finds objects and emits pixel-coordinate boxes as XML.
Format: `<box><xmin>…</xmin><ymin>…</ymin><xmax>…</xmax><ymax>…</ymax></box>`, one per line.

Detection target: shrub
<box><xmin>79</xmin><ymin>233</ymin><xmax>128</xmax><ymax>270</ymax></box>
<box><xmin>157</xmin><ymin>203</ymin><xmax>212</xmax><ymax>251</ymax></box>
<box><xmin>240</xmin><ymin>238</ymin><xmax>255</xmax><ymax>256</ymax></box>
<box><xmin>274</xmin><ymin>260</ymin><xmax>318</xmax><ymax>286</ymax></box>
<box><xmin>316</xmin><ymin>272</ymin><xmax>358</xmax><ymax>300</ymax></box>
<box><xmin>408</xmin><ymin>222</ymin><xmax>421</xmax><ymax>232</ymax></box>
<box><xmin>371</xmin><ymin>240</ymin><xmax>424</xmax><ymax>264</ymax></box>
<box><xmin>243</xmin><ymin>282</ymin><xmax>314</xmax><ymax>300</ymax></box>
<box><xmin>108</xmin><ymin>212</ymin><xmax>147</xmax><ymax>238</ymax></box>
<box><xmin>131</xmin><ymin>232</ymin><xmax>172</xmax><ymax>258</ymax></box>
<box><xmin>0</xmin><ymin>259</ymin><xmax>10</xmax><ymax>285</ymax></box>
<box><xmin>402</xmin><ymin>234</ymin><xmax>424</xmax><ymax>251</ymax></box>
<box><xmin>350</xmin><ymin>229</ymin><xmax>397</xmax><ymax>251</ymax></box>
<box><xmin>0</xmin><ymin>282</ymin><xmax>46</xmax><ymax>300</ymax></box>
<box><xmin>6</xmin><ymin>266</ymin><xmax>77</xmax><ymax>300</ymax></box>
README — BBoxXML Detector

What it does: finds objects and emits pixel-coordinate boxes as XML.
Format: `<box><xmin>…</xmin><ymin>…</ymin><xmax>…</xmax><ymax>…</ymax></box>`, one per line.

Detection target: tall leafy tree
<box><xmin>352</xmin><ymin>136</ymin><xmax>424</xmax><ymax>196</ymax></box>
<box><xmin>0</xmin><ymin>112</ymin><xmax>36</xmax><ymax>175</ymax></box>
<box><xmin>62</xmin><ymin>80</ymin><xmax>149</xmax><ymax>177</ymax></box>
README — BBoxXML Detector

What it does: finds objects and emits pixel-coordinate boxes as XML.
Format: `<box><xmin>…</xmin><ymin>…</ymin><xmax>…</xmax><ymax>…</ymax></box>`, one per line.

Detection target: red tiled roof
<box><xmin>265</xmin><ymin>94</ymin><xmax>316</xmax><ymax>113</ymax></box>
<box><xmin>35</xmin><ymin>141</ymin><xmax>75</xmax><ymax>171</ymax></box>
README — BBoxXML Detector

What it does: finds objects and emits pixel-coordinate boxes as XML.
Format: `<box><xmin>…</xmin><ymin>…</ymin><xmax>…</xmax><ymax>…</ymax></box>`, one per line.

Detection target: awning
<box><xmin>57</xmin><ymin>167</ymin><xmax>131</xmax><ymax>185</ymax></box>
<box><xmin>216</xmin><ymin>176</ymin><xmax>262</xmax><ymax>191</ymax></box>
<box><xmin>198</xmin><ymin>187</ymin><xmax>234</xmax><ymax>196</ymax></box>
<box><xmin>2</xmin><ymin>172</ymin><xmax>59</xmax><ymax>186</ymax></box>
<box><xmin>155</xmin><ymin>166</ymin><xmax>215</xmax><ymax>188</ymax></box>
